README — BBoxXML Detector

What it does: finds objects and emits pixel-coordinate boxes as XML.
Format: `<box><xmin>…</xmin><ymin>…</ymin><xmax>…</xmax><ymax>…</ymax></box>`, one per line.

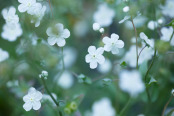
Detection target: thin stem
<box><xmin>137</xmin><ymin>45</ymin><xmax>147</xmax><ymax>60</ymax></box>
<box><xmin>144</xmin><ymin>49</ymin><xmax>157</xmax><ymax>82</ymax></box>
<box><xmin>162</xmin><ymin>95</ymin><xmax>173</xmax><ymax>116</ymax></box>
<box><xmin>130</xmin><ymin>16</ymin><xmax>139</xmax><ymax>69</ymax></box>
<box><xmin>119</xmin><ymin>98</ymin><xmax>132</xmax><ymax>116</ymax></box>
<box><xmin>61</xmin><ymin>47</ymin><xmax>65</xmax><ymax>70</ymax></box>
<box><xmin>47</xmin><ymin>0</ymin><xmax>54</xmax><ymax>18</ymax></box>
<box><xmin>41</xmin><ymin>78</ymin><xmax>59</xmax><ymax>107</ymax></box>
<box><xmin>169</xmin><ymin>31</ymin><xmax>174</xmax><ymax>42</ymax></box>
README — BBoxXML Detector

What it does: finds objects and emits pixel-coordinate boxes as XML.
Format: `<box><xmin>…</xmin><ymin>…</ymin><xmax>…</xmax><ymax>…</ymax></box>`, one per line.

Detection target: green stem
<box><xmin>61</xmin><ymin>47</ymin><xmax>65</xmax><ymax>70</ymax></box>
<box><xmin>119</xmin><ymin>98</ymin><xmax>132</xmax><ymax>116</ymax></box>
<box><xmin>146</xmin><ymin>87</ymin><xmax>151</xmax><ymax>103</ymax></box>
<box><xmin>162</xmin><ymin>95</ymin><xmax>173</xmax><ymax>116</ymax></box>
<box><xmin>130</xmin><ymin>16</ymin><xmax>139</xmax><ymax>69</ymax></box>
<box><xmin>169</xmin><ymin>31</ymin><xmax>174</xmax><ymax>43</ymax></box>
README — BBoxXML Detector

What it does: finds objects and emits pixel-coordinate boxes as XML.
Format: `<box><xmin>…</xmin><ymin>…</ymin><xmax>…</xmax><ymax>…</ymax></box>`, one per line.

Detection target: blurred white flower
<box><xmin>23</xmin><ymin>87</ymin><xmax>42</xmax><ymax>111</ymax></box>
<box><xmin>147</xmin><ymin>20</ymin><xmax>157</xmax><ymax>30</ymax></box>
<box><xmin>124</xmin><ymin>45</ymin><xmax>154</xmax><ymax>67</ymax></box>
<box><xmin>119</xmin><ymin>15</ymin><xmax>130</xmax><ymax>24</ymax></box>
<box><xmin>31</xmin><ymin>4</ymin><xmax>46</xmax><ymax>27</ymax></box>
<box><xmin>97</xmin><ymin>58</ymin><xmax>112</xmax><ymax>74</ymax></box>
<box><xmin>1</xmin><ymin>6</ymin><xmax>19</xmax><ymax>25</ymax></box>
<box><xmin>46</xmin><ymin>23</ymin><xmax>70</xmax><ymax>47</ymax></box>
<box><xmin>1</xmin><ymin>23</ymin><xmax>23</xmax><ymax>42</ymax></box>
<box><xmin>93</xmin><ymin>4</ymin><xmax>115</xmax><ymax>27</ymax></box>
<box><xmin>91</xmin><ymin>98</ymin><xmax>116</xmax><ymax>116</ymax></box>
<box><xmin>85</xmin><ymin>46</ymin><xmax>105</xmax><ymax>69</ymax></box>
<box><xmin>99</xmin><ymin>28</ymin><xmax>104</xmax><ymax>33</ymax></box>
<box><xmin>6</xmin><ymin>80</ymin><xmax>19</xmax><ymax>87</ymax></box>
<box><xmin>18</xmin><ymin>0</ymin><xmax>40</xmax><ymax>15</ymax></box>
<box><xmin>103</xmin><ymin>33</ymin><xmax>124</xmax><ymax>54</ymax></box>
<box><xmin>161</xmin><ymin>0</ymin><xmax>174</xmax><ymax>18</ymax></box>
<box><xmin>74</xmin><ymin>20</ymin><xmax>89</xmax><ymax>37</ymax></box>
<box><xmin>140</xmin><ymin>32</ymin><xmax>154</xmax><ymax>48</ymax></box>
<box><xmin>119</xmin><ymin>70</ymin><xmax>145</xmax><ymax>97</ymax></box>
<box><xmin>157</xmin><ymin>18</ymin><xmax>164</xmax><ymax>24</ymax></box>
<box><xmin>42</xmin><ymin>93</ymin><xmax>57</xmax><ymax>106</ymax></box>
<box><xmin>57</xmin><ymin>71</ymin><xmax>74</xmax><ymax>89</ymax></box>
<box><xmin>160</xmin><ymin>27</ymin><xmax>174</xmax><ymax>46</ymax></box>
<box><xmin>93</xmin><ymin>23</ymin><xmax>100</xmax><ymax>31</ymax></box>
<box><xmin>123</xmin><ymin>6</ymin><xmax>129</xmax><ymax>12</ymax></box>
<box><xmin>171</xmin><ymin>89</ymin><xmax>174</xmax><ymax>96</ymax></box>
<box><xmin>0</xmin><ymin>48</ymin><xmax>9</xmax><ymax>62</ymax></box>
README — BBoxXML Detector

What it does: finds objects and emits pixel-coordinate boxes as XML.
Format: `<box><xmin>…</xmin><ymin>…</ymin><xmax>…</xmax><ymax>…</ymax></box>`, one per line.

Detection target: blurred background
<box><xmin>0</xmin><ymin>0</ymin><xmax>174</xmax><ymax>116</ymax></box>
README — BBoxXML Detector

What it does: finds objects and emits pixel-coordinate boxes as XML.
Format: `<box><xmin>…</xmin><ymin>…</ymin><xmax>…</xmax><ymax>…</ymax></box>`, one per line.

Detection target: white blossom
<box><xmin>46</xmin><ymin>23</ymin><xmax>70</xmax><ymax>47</ymax></box>
<box><xmin>97</xmin><ymin>58</ymin><xmax>112</xmax><ymax>74</ymax></box>
<box><xmin>57</xmin><ymin>71</ymin><xmax>74</xmax><ymax>89</ymax></box>
<box><xmin>99</xmin><ymin>28</ymin><xmax>104</xmax><ymax>33</ymax></box>
<box><xmin>140</xmin><ymin>32</ymin><xmax>154</xmax><ymax>48</ymax></box>
<box><xmin>31</xmin><ymin>4</ymin><xmax>46</xmax><ymax>27</ymax></box>
<box><xmin>1</xmin><ymin>6</ymin><xmax>19</xmax><ymax>25</ymax></box>
<box><xmin>119</xmin><ymin>15</ymin><xmax>130</xmax><ymax>24</ymax></box>
<box><xmin>123</xmin><ymin>6</ymin><xmax>129</xmax><ymax>12</ymax></box>
<box><xmin>160</xmin><ymin>27</ymin><xmax>174</xmax><ymax>46</ymax></box>
<box><xmin>1</xmin><ymin>23</ymin><xmax>22</xmax><ymax>42</ymax></box>
<box><xmin>91</xmin><ymin>98</ymin><xmax>116</xmax><ymax>116</ymax></box>
<box><xmin>119</xmin><ymin>70</ymin><xmax>145</xmax><ymax>97</ymax></box>
<box><xmin>18</xmin><ymin>0</ymin><xmax>40</xmax><ymax>15</ymax></box>
<box><xmin>93</xmin><ymin>4</ymin><xmax>115</xmax><ymax>27</ymax></box>
<box><xmin>23</xmin><ymin>87</ymin><xmax>42</xmax><ymax>111</ymax></box>
<box><xmin>0</xmin><ymin>48</ymin><xmax>9</xmax><ymax>62</ymax></box>
<box><xmin>161</xmin><ymin>0</ymin><xmax>174</xmax><ymax>18</ymax></box>
<box><xmin>103</xmin><ymin>33</ymin><xmax>124</xmax><ymax>54</ymax></box>
<box><xmin>147</xmin><ymin>20</ymin><xmax>157</xmax><ymax>30</ymax></box>
<box><xmin>85</xmin><ymin>46</ymin><xmax>105</xmax><ymax>69</ymax></box>
<box><xmin>93</xmin><ymin>23</ymin><xmax>100</xmax><ymax>31</ymax></box>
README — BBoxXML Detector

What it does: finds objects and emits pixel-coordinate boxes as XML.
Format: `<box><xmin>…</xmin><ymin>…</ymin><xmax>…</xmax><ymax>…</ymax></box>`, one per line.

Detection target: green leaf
<box><xmin>77</xmin><ymin>74</ymin><xmax>92</xmax><ymax>84</ymax></box>
<box><xmin>120</xmin><ymin>61</ymin><xmax>127</xmax><ymax>68</ymax></box>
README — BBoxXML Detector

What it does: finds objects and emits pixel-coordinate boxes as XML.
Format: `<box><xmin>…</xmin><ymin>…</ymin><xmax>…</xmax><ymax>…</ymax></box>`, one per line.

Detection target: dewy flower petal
<box><xmin>85</xmin><ymin>46</ymin><xmax>105</xmax><ymax>69</ymax></box>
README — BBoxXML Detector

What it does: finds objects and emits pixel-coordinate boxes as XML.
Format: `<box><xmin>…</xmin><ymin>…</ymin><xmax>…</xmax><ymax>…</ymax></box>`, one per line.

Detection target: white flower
<box><xmin>1</xmin><ymin>23</ymin><xmax>22</xmax><ymax>42</ymax></box>
<box><xmin>0</xmin><ymin>48</ymin><xmax>9</xmax><ymax>62</ymax></box>
<box><xmin>119</xmin><ymin>70</ymin><xmax>145</xmax><ymax>97</ymax></box>
<box><xmin>93</xmin><ymin>4</ymin><xmax>115</xmax><ymax>27</ymax></box>
<box><xmin>161</xmin><ymin>0</ymin><xmax>174</xmax><ymax>18</ymax></box>
<box><xmin>171</xmin><ymin>89</ymin><xmax>174</xmax><ymax>96</ymax></box>
<box><xmin>160</xmin><ymin>27</ymin><xmax>174</xmax><ymax>46</ymax></box>
<box><xmin>31</xmin><ymin>4</ymin><xmax>46</xmax><ymax>27</ymax></box>
<box><xmin>140</xmin><ymin>32</ymin><xmax>154</xmax><ymax>48</ymax></box>
<box><xmin>91</xmin><ymin>98</ymin><xmax>116</xmax><ymax>116</ymax></box>
<box><xmin>103</xmin><ymin>33</ymin><xmax>124</xmax><ymax>54</ymax></box>
<box><xmin>119</xmin><ymin>15</ymin><xmax>130</xmax><ymax>24</ymax></box>
<box><xmin>1</xmin><ymin>6</ymin><xmax>19</xmax><ymax>25</ymax></box>
<box><xmin>147</xmin><ymin>20</ymin><xmax>157</xmax><ymax>30</ymax></box>
<box><xmin>123</xmin><ymin>6</ymin><xmax>129</xmax><ymax>12</ymax></box>
<box><xmin>85</xmin><ymin>46</ymin><xmax>105</xmax><ymax>69</ymax></box>
<box><xmin>99</xmin><ymin>28</ymin><xmax>104</xmax><ymax>33</ymax></box>
<box><xmin>93</xmin><ymin>23</ymin><xmax>100</xmax><ymax>31</ymax></box>
<box><xmin>57</xmin><ymin>71</ymin><xmax>74</xmax><ymax>89</ymax></box>
<box><xmin>97</xmin><ymin>58</ymin><xmax>112</xmax><ymax>74</ymax></box>
<box><xmin>23</xmin><ymin>87</ymin><xmax>42</xmax><ymax>111</ymax></box>
<box><xmin>18</xmin><ymin>0</ymin><xmax>40</xmax><ymax>15</ymax></box>
<box><xmin>46</xmin><ymin>23</ymin><xmax>70</xmax><ymax>47</ymax></box>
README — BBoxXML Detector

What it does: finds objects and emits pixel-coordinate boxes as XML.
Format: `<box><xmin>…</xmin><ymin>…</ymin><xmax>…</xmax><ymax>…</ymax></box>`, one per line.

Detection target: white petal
<box><xmin>111</xmin><ymin>47</ymin><xmax>119</xmax><ymax>54</ymax></box>
<box><xmin>32</xmin><ymin>101</ymin><xmax>41</xmax><ymax>110</ymax></box>
<box><xmin>85</xmin><ymin>54</ymin><xmax>92</xmax><ymax>63</ymax></box>
<box><xmin>34</xmin><ymin>91</ymin><xmax>42</xmax><ymax>101</ymax></box>
<box><xmin>47</xmin><ymin>37</ymin><xmax>57</xmax><ymax>45</ymax></box>
<box><xmin>9</xmin><ymin>6</ymin><xmax>16</xmax><ymax>15</ymax></box>
<box><xmin>2</xmin><ymin>9</ymin><xmax>8</xmax><ymax>19</ymax></box>
<box><xmin>28</xmin><ymin>87</ymin><xmax>36</xmax><ymax>94</ymax></box>
<box><xmin>23</xmin><ymin>102</ymin><xmax>32</xmax><ymax>111</ymax></box>
<box><xmin>55</xmin><ymin>23</ymin><xmax>64</xmax><ymax>32</ymax></box>
<box><xmin>102</xmin><ymin>37</ymin><xmax>110</xmax><ymax>44</ymax></box>
<box><xmin>46</xmin><ymin>27</ymin><xmax>54</xmax><ymax>36</ymax></box>
<box><xmin>104</xmin><ymin>45</ymin><xmax>112</xmax><ymax>52</ymax></box>
<box><xmin>88</xmin><ymin>46</ymin><xmax>96</xmax><ymax>55</ymax></box>
<box><xmin>18</xmin><ymin>4</ymin><xmax>28</xmax><ymax>13</ymax></box>
<box><xmin>96</xmin><ymin>47</ymin><xmax>104</xmax><ymax>55</ymax></box>
<box><xmin>96</xmin><ymin>55</ymin><xmax>105</xmax><ymax>64</ymax></box>
<box><xmin>57</xmin><ymin>38</ymin><xmax>66</xmax><ymax>47</ymax></box>
<box><xmin>62</xmin><ymin>29</ymin><xmax>70</xmax><ymax>38</ymax></box>
<box><xmin>140</xmin><ymin>32</ymin><xmax>148</xmax><ymax>40</ymax></box>
<box><xmin>90</xmin><ymin>61</ymin><xmax>98</xmax><ymax>69</ymax></box>
<box><xmin>115</xmin><ymin>40</ymin><xmax>124</xmax><ymax>48</ymax></box>
<box><xmin>111</xmin><ymin>33</ymin><xmax>119</xmax><ymax>40</ymax></box>
<box><xmin>18</xmin><ymin>0</ymin><xmax>27</xmax><ymax>3</ymax></box>
<box><xmin>35</xmin><ymin>21</ymin><xmax>40</xmax><ymax>27</ymax></box>
<box><xmin>23</xmin><ymin>95</ymin><xmax>30</xmax><ymax>102</ymax></box>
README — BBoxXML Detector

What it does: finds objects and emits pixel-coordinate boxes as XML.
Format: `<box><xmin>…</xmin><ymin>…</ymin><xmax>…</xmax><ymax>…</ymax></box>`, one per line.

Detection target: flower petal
<box><xmin>34</xmin><ymin>91</ymin><xmax>43</xmax><ymax>101</ymax></box>
<box><xmin>55</xmin><ymin>23</ymin><xmax>64</xmax><ymax>32</ymax></box>
<box><xmin>18</xmin><ymin>4</ymin><xmax>28</xmax><ymax>13</ymax></box>
<box><xmin>104</xmin><ymin>45</ymin><xmax>112</xmax><ymax>52</ymax></box>
<box><xmin>115</xmin><ymin>40</ymin><xmax>124</xmax><ymax>48</ymax></box>
<box><xmin>96</xmin><ymin>47</ymin><xmax>104</xmax><ymax>55</ymax></box>
<box><xmin>47</xmin><ymin>37</ymin><xmax>57</xmax><ymax>46</ymax></box>
<box><xmin>111</xmin><ymin>47</ymin><xmax>119</xmax><ymax>54</ymax></box>
<box><xmin>111</xmin><ymin>33</ymin><xmax>119</xmax><ymax>40</ymax></box>
<box><xmin>23</xmin><ymin>102</ymin><xmax>32</xmax><ymax>111</ymax></box>
<box><xmin>88</xmin><ymin>46</ymin><xmax>96</xmax><ymax>55</ymax></box>
<box><xmin>23</xmin><ymin>95</ymin><xmax>30</xmax><ymax>102</ymax></box>
<box><xmin>62</xmin><ymin>29</ymin><xmax>70</xmax><ymax>38</ymax></box>
<box><xmin>32</xmin><ymin>101</ymin><xmax>41</xmax><ymax>110</ymax></box>
<box><xmin>90</xmin><ymin>61</ymin><xmax>98</xmax><ymax>69</ymax></box>
<box><xmin>46</xmin><ymin>27</ymin><xmax>54</xmax><ymax>36</ymax></box>
<box><xmin>57</xmin><ymin>38</ymin><xmax>66</xmax><ymax>47</ymax></box>
<box><xmin>28</xmin><ymin>87</ymin><xmax>36</xmax><ymax>94</ymax></box>
<box><xmin>102</xmin><ymin>37</ymin><xmax>110</xmax><ymax>44</ymax></box>
<box><xmin>85</xmin><ymin>54</ymin><xmax>92</xmax><ymax>63</ymax></box>
<box><xmin>96</xmin><ymin>55</ymin><xmax>105</xmax><ymax>64</ymax></box>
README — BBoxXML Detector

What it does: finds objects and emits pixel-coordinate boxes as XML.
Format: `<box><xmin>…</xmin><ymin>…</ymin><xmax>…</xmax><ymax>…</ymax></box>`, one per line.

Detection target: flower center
<box><xmin>92</xmin><ymin>55</ymin><xmax>96</xmax><ymax>58</ymax></box>
<box><xmin>28</xmin><ymin>2</ymin><xmax>31</xmax><ymax>7</ymax></box>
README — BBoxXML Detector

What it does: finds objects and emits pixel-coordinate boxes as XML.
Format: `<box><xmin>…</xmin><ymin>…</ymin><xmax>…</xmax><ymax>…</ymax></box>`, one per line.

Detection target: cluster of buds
<box><xmin>92</xmin><ymin>23</ymin><xmax>104</xmax><ymax>33</ymax></box>
<box><xmin>39</xmin><ymin>71</ymin><xmax>48</xmax><ymax>80</ymax></box>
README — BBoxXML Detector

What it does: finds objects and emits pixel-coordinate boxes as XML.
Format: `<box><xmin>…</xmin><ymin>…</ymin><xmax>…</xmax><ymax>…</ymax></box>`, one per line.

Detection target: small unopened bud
<box><xmin>99</xmin><ymin>28</ymin><xmax>104</xmax><ymax>33</ymax></box>
<box><xmin>39</xmin><ymin>70</ymin><xmax>48</xmax><ymax>79</ymax></box>
<box><xmin>70</xmin><ymin>101</ymin><xmax>77</xmax><ymax>110</ymax></box>
<box><xmin>93</xmin><ymin>23</ymin><xmax>100</xmax><ymax>31</ymax></box>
